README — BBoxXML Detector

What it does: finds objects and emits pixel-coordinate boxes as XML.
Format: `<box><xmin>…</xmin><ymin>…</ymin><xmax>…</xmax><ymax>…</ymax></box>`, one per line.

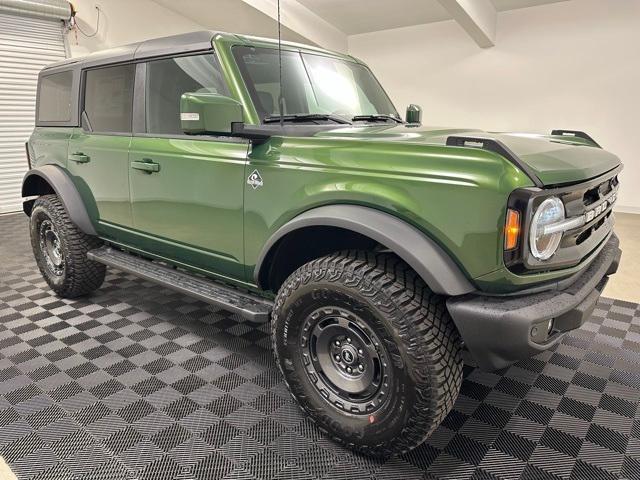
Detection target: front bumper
<box><xmin>447</xmin><ymin>234</ymin><xmax>621</xmax><ymax>371</ymax></box>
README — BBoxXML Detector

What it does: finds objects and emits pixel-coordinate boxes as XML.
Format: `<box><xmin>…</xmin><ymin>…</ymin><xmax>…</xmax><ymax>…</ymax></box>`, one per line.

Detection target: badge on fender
<box><xmin>247</xmin><ymin>170</ymin><xmax>263</xmax><ymax>189</ymax></box>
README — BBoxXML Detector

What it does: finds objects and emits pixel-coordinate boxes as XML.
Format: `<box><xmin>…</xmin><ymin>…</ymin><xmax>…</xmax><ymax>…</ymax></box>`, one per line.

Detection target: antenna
<box><xmin>277</xmin><ymin>0</ymin><xmax>284</xmax><ymax>128</ymax></box>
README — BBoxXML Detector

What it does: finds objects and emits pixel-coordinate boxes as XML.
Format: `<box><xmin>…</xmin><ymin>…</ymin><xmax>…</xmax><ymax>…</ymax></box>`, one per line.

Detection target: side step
<box><xmin>87</xmin><ymin>246</ymin><xmax>273</xmax><ymax>322</ymax></box>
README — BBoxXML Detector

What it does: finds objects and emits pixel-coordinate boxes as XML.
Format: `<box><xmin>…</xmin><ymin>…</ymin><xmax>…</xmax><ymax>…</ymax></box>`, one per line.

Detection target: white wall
<box><xmin>65</xmin><ymin>0</ymin><xmax>205</xmax><ymax>57</ymax></box>
<box><xmin>151</xmin><ymin>0</ymin><xmax>332</xmax><ymax>50</ymax></box>
<box><xmin>349</xmin><ymin>0</ymin><xmax>640</xmax><ymax>213</ymax></box>
<box><xmin>65</xmin><ymin>0</ymin><xmax>335</xmax><ymax>57</ymax></box>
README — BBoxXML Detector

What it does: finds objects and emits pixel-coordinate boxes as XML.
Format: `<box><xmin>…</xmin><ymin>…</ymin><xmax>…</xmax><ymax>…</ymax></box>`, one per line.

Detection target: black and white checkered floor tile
<box><xmin>1</xmin><ymin>212</ymin><xmax>639</xmax><ymax>480</ymax></box>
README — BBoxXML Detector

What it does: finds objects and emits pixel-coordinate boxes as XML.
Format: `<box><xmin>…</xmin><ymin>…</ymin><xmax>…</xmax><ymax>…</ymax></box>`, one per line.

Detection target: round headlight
<box><xmin>530</xmin><ymin>197</ymin><xmax>565</xmax><ymax>260</ymax></box>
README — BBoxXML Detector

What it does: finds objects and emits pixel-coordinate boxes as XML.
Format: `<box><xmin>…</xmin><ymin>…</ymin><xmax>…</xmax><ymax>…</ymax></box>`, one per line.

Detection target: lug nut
<box><xmin>346</xmin><ymin>337</ymin><xmax>352</xmax><ymax>343</ymax></box>
<box><xmin>335</xmin><ymin>355</ymin><xmax>340</xmax><ymax>361</ymax></box>
<box><xmin>358</xmin><ymin>348</ymin><xmax>363</xmax><ymax>355</ymax></box>
<box><xmin>358</xmin><ymin>364</ymin><xmax>364</xmax><ymax>372</ymax></box>
<box><xmin>346</xmin><ymin>367</ymin><xmax>352</xmax><ymax>373</ymax></box>
<box><xmin>335</xmin><ymin>340</ymin><xmax>341</xmax><ymax>346</ymax></box>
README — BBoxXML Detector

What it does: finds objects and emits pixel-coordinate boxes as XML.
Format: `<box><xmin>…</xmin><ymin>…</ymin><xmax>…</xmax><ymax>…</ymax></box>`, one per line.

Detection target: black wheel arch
<box><xmin>22</xmin><ymin>165</ymin><xmax>96</xmax><ymax>236</ymax></box>
<box><xmin>255</xmin><ymin>205</ymin><xmax>475</xmax><ymax>296</ymax></box>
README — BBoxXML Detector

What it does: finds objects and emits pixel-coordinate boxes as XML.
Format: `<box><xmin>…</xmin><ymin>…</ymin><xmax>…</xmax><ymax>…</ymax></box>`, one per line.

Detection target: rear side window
<box><xmin>38</xmin><ymin>71</ymin><xmax>73</xmax><ymax>122</ymax></box>
<box><xmin>145</xmin><ymin>54</ymin><xmax>229</xmax><ymax>135</ymax></box>
<box><xmin>83</xmin><ymin>64</ymin><xmax>135</xmax><ymax>133</ymax></box>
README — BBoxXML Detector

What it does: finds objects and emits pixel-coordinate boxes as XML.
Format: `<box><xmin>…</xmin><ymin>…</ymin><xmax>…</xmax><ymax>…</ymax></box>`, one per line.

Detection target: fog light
<box><xmin>530</xmin><ymin>319</ymin><xmax>555</xmax><ymax>344</ymax></box>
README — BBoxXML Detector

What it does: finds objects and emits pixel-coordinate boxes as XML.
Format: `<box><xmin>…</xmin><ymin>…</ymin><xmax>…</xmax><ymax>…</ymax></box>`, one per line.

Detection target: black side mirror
<box><xmin>405</xmin><ymin>104</ymin><xmax>422</xmax><ymax>124</ymax></box>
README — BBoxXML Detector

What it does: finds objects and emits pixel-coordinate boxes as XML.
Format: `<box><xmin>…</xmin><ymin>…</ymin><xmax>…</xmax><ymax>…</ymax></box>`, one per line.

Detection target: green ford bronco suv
<box><xmin>23</xmin><ymin>31</ymin><xmax>622</xmax><ymax>455</ymax></box>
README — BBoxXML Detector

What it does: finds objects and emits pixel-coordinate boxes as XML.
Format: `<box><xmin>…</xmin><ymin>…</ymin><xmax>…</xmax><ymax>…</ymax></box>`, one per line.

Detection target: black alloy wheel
<box><xmin>301</xmin><ymin>307</ymin><xmax>391</xmax><ymax>414</ymax></box>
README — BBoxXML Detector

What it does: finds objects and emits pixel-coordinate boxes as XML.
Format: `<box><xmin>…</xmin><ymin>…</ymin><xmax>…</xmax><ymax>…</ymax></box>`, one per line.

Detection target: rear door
<box><xmin>67</xmin><ymin>64</ymin><xmax>134</xmax><ymax>233</ymax></box>
<box><xmin>128</xmin><ymin>54</ymin><xmax>248</xmax><ymax>280</ymax></box>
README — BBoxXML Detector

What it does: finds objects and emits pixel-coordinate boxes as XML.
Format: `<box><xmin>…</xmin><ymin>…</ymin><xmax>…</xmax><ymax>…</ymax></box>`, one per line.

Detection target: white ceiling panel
<box><xmin>491</xmin><ymin>0</ymin><xmax>567</xmax><ymax>12</ymax></box>
<box><xmin>152</xmin><ymin>0</ymin><xmax>314</xmax><ymax>45</ymax></box>
<box><xmin>298</xmin><ymin>0</ymin><xmax>568</xmax><ymax>35</ymax></box>
<box><xmin>296</xmin><ymin>0</ymin><xmax>451</xmax><ymax>35</ymax></box>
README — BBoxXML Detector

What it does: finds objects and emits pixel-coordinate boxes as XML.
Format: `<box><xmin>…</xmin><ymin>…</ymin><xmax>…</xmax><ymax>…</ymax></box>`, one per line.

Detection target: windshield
<box><xmin>233</xmin><ymin>46</ymin><xmax>400</xmax><ymax>123</ymax></box>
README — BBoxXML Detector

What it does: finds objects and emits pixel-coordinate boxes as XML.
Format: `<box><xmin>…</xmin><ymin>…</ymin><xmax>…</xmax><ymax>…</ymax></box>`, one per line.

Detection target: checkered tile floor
<box><xmin>1</xmin><ymin>213</ymin><xmax>639</xmax><ymax>480</ymax></box>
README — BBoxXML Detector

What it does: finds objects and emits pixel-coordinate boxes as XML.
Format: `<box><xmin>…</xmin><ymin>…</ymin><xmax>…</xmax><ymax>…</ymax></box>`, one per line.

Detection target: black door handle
<box><xmin>69</xmin><ymin>152</ymin><xmax>90</xmax><ymax>163</ymax></box>
<box><xmin>131</xmin><ymin>160</ymin><xmax>160</xmax><ymax>173</ymax></box>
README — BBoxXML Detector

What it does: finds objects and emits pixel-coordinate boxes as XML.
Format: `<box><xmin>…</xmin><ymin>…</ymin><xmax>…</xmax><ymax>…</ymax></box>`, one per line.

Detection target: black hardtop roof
<box><xmin>36</xmin><ymin>31</ymin><xmax>353</xmax><ymax>129</ymax></box>
<box><xmin>42</xmin><ymin>30</ymin><xmax>221</xmax><ymax>72</ymax></box>
<box><xmin>42</xmin><ymin>30</ymin><xmax>353</xmax><ymax>75</ymax></box>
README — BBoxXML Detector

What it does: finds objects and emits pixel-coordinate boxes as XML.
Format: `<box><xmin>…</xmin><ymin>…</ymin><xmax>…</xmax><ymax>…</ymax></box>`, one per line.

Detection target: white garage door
<box><xmin>0</xmin><ymin>12</ymin><xmax>67</xmax><ymax>213</ymax></box>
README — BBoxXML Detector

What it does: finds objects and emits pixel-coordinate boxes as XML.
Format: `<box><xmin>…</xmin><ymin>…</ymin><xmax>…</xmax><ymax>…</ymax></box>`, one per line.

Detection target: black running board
<box><xmin>87</xmin><ymin>246</ymin><xmax>273</xmax><ymax>322</ymax></box>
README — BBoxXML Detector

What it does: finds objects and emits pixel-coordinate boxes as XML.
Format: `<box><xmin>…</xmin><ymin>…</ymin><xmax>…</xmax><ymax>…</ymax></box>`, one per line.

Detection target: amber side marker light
<box><xmin>504</xmin><ymin>209</ymin><xmax>521</xmax><ymax>250</ymax></box>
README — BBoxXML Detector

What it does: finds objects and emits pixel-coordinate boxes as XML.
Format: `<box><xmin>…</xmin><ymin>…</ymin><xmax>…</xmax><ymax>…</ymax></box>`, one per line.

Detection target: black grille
<box><xmin>583</xmin><ymin>175</ymin><xmax>617</xmax><ymax>207</ymax></box>
<box><xmin>525</xmin><ymin>171</ymin><xmax>619</xmax><ymax>271</ymax></box>
<box><xmin>506</xmin><ymin>168</ymin><xmax>621</xmax><ymax>274</ymax></box>
<box><xmin>576</xmin><ymin>212</ymin><xmax>611</xmax><ymax>246</ymax></box>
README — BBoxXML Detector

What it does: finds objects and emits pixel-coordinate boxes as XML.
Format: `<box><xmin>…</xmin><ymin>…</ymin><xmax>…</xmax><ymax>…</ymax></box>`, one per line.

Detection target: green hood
<box><xmin>315</xmin><ymin>125</ymin><xmax>621</xmax><ymax>186</ymax></box>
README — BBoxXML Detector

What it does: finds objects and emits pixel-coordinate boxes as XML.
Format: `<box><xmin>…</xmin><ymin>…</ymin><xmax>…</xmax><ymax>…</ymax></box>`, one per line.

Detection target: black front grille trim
<box><xmin>504</xmin><ymin>166</ymin><xmax>621</xmax><ymax>274</ymax></box>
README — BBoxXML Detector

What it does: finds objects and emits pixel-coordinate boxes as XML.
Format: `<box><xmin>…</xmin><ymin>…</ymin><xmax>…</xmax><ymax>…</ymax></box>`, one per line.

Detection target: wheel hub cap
<box><xmin>340</xmin><ymin>345</ymin><xmax>357</xmax><ymax>365</ymax></box>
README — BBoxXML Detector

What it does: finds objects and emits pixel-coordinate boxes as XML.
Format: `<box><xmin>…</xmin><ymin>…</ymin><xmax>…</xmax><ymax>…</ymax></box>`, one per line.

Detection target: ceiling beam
<box><xmin>437</xmin><ymin>0</ymin><xmax>496</xmax><ymax>48</ymax></box>
<box><xmin>240</xmin><ymin>0</ymin><xmax>348</xmax><ymax>52</ymax></box>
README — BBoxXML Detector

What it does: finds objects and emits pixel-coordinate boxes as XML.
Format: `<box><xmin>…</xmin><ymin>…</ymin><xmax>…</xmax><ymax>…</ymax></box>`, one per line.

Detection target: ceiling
<box><xmin>152</xmin><ymin>0</ymin><xmax>314</xmax><ymax>45</ymax></box>
<box><xmin>297</xmin><ymin>0</ymin><xmax>568</xmax><ymax>35</ymax></box>
<box><xmin>297</xmin><ymin>0</ymin><xmax>451</xmax><ymax>36</ymax></box>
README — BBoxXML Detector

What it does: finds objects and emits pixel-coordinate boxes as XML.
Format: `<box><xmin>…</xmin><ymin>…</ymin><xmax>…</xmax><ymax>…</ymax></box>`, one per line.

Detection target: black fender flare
<box><xmin>22</xmin><ymin>165</ymin><xmax>96</xmax><ymax>236</ymax></box>
<box><xmin>254</xmin><ymin>205</ymin><xmax>475</xmax><ymax>296</ymax></box>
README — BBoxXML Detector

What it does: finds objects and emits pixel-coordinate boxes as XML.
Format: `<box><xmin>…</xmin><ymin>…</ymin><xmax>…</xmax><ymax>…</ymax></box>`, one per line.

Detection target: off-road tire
<box><xmin>30</xmin><ymin>194</ymin><xmax>105</xmax><ymax>298</ymax></box>
<box><xmin>272</xmin><ymin>250</ymin><xmax>463</xmax><ymax>456</ymax></box>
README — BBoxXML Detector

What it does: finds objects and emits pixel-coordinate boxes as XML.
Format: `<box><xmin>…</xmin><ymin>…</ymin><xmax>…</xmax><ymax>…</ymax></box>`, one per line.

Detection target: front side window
<box><xmin>233</xmin><ymin>46</ymin><xmax>399</xmax><ymax>123</ymax></box>
<box><xmin>145</xmin><ymin>54</ymin><xmax>229</xmax><ymax>135</ymax></box>
<box><xmin>84</xmin><ymin>64</ymin><xmax>135</xmax><ymax>133</ymax></box>
<box><xmin>38</xmin><ymin>71</ymin><xmax>73</xmax><ymax>122</ymax></box>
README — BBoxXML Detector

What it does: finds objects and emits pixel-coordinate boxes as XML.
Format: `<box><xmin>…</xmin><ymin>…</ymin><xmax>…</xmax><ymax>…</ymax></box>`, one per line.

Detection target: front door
<box><xmin>67</xmin><ymin>63</ymin><xmax>135</xmax><ymax>233</ymax></box>
<box><xmin>128</xmin><ymin>54</ymin><xmax>247</xmax><ymax>281</ymax></box>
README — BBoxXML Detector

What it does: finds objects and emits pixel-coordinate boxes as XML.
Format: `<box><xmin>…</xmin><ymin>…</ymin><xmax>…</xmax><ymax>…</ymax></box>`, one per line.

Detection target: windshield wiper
<box><xmin>352</xmin><ymin>114</ymin><xmax>403</xmax><ymax>123</ymax></box>
<box><xmin>264</xmin><ymin>114</ymin><xmax>351</xmax><ymax>125</ymax></box>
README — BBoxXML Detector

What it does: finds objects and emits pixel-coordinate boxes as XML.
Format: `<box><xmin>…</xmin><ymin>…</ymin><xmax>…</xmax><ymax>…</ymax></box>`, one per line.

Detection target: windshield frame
<box><xmin>232</xmin><ymin>45</ymin><xmax>400</xmax><ymax>125</ymax></box>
